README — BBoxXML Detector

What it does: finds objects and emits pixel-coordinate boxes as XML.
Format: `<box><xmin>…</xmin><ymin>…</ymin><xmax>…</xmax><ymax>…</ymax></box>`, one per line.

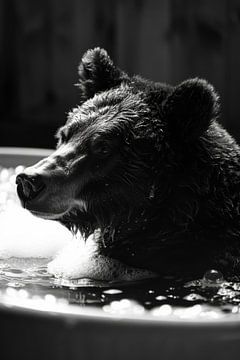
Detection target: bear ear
<box><xmin>77</xmin><ymin>47</ymin><xmax>128</xmax><ymax>102</ymax></box>
<box><xmin>163</xmin><ymin>78</ymin><xmax>220</xmax><ymax>142</ymax></box>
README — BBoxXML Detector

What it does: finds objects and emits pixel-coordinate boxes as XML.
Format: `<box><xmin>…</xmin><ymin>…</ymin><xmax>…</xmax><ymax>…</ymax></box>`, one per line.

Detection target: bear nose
<box><xmin>16</xmin><ymin>173</ymin><xmax>45</xmax><ymax>203</ymax></box>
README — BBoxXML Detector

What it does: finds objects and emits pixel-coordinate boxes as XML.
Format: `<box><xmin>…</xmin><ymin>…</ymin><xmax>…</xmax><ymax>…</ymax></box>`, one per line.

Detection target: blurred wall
<box><xmin>0</xmin><ymin>0</ymin><xmax>240</xmax><ymax>148</ymax></box>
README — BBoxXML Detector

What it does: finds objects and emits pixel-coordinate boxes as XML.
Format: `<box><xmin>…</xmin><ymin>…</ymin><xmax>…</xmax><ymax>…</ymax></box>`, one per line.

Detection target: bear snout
<box><xmin>16</xmin><ymin>173</ymin><xmax>46</xmax><ymax>206</ymax></box>
<box><xmin>16</xmin><ymin>162</ymin><xmax>76</xmax><ymax>219</ymax></box>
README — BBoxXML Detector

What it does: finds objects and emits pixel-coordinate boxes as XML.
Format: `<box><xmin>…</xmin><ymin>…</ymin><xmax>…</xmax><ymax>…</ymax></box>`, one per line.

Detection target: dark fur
<box><xmin>19</xmin><ymin>48</ymin><xmax>240</xmax><ymax>277</ymax></box>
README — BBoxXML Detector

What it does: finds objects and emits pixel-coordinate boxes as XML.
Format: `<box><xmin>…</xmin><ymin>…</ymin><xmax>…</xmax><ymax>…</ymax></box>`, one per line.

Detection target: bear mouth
<box><xmin>20</xmin><ymin>191</ymin><xmax>71</xmax><ymax>220</ymax></box>
<box><xmin>29</xmin><ymin>209</ymin><xmax>70</xmax><ymax>220</ymax></box>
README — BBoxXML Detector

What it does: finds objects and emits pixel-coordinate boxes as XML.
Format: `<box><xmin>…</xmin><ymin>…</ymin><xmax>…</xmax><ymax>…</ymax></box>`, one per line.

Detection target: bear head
<box><xmin>16</xmin><ymin>48</ymin><xmax>226</xmax><ymax>274</ymax></box>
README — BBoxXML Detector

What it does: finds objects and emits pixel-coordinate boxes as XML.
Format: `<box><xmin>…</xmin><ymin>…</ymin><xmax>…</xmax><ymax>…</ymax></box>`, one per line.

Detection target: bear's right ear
<box><xmin>77</xmin><ymin>47</ymin><xmax>128</xmax><ymax>102</ymax></box>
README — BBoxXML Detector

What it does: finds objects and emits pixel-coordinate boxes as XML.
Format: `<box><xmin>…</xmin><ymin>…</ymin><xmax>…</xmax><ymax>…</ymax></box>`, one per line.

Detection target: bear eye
<box><xmin>91</xmin><ymin>138</ymin><xmax>111</xmax><ymax>157</ymax></box>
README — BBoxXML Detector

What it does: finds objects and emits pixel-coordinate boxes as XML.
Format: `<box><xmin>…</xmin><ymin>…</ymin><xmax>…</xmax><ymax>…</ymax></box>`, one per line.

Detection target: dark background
<box><xmin>1</xmin><ymin>0</ymin><xmax>240</xmax><ymax>149</ymax></box>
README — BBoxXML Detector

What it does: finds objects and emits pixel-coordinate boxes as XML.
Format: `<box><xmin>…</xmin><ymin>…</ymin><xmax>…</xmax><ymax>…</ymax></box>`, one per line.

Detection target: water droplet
<box><xmin>155</xmin><ymin>295</ymin><xmax>167</xmax><ymax>301</ymax></box>
<box><xmin>183</xmin><ymin>293</ymin><xmax>206</xmax><ymax>301</ymax></box>
<box><xmin>203</xmin><ymin>269</ymin><xmax>224</xmax><ymax>285</ymax></box>
<box><xmin>168</xmin><ymin>294</ymin><xmax>179</xmax><ymax>299</ymax></box>
<box><xmin>232</xmin><ymin>306</ymin><xmax>239</xmax><ymax>314</ymax></box>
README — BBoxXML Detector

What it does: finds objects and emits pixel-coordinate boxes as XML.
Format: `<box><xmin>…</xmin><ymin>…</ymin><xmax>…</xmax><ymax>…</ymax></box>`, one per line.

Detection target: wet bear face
<box><xmin>16</xmin><ymin>86</ymin><xmax>156</xmax><ymax>227</ymax></box>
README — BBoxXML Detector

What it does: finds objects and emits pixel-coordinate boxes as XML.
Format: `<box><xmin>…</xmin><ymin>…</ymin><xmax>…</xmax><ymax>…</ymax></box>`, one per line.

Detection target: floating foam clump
<box><xmin>0</xmin><ymin>204</ymin><xmax>71</xmax><ymax>259</ymax></box>
<box><xmin>0</xmin><ymin>203</ymin><xmax>154</xmax><ymax>281</ymax></box>
<box><xmin>48</xmin><ymin>234</ymin><xmax>155</xmax><ymax>281</ymax></box>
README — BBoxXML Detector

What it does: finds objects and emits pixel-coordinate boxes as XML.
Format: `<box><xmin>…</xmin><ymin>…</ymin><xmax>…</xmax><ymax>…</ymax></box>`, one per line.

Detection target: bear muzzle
<box><xmin>16</xmin><ymin>173</ymin><xmax>46</xmax><ymax>206</ymax></box>
<box><xmin>15</xmin><ymin>160</ymin><xmax>74</xmax><ymax>219</ymax></box>
<box><xmin>16</xmin><ymin>146</ymin><xmax>89</xmax><ymax>219</ymax></box>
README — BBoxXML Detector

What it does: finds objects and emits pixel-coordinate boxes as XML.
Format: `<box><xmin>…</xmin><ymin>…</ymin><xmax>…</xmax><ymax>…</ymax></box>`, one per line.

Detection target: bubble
<box><xmin>155</xmin><ymin>295</ymin><xmax>167</xmax><ymax>301</ymax></box>
<box><xmin>44</xmin><ymin>294</ymin><xmax>57</xmax><ymax>304</ymax></box>
<box><xmin>151</xmin><ymin>304</ymin><xmax>172</xmax><ymax>317</ymax></box>
<box><xmin>199</xmin><ymin>308</ymin><xmax>222</xmax><ymax>319</ymax></box>
<box><xmin>15</xmin><ymin>165</ymin><xmax>25</xmax><ymax>175</ymax></box>
<box><xmin>18</xmin><ymin>289</ymin><xmax>29</xmax><ymax>299</ymax></box>
<box><xmin>0</xmin><ymin>192</ymin><xmax>8</xmax><ymax>204</ymax></box>
<box><xmin>232</xmin><ymin>306</ymin><xmax>240</xmax><ymax>314</ymax></box>
<box><xmin>168</xmin><ymin>294</ymin><xmax>179</xmax><ymax>299</ymax></box>
<box><xmin>57</xmin><ymin>298</ymin><xmax>68</xmax><ymax>306</ymax></box>
<box><xmin>103</xmin><ymin>299</ymin><xmax>144</xmax><ymax>315</ymax></box>
<box><xmin>119</xmin><ymin>299</ymin><xmax>132</xmax><ymax>308</ymax></box>
<box><xmin>103</xmin><ymin>289</ymin><xmax>122</xmax><ymax>295</ymax></box>
<box><xmin>174</xmin><ymin>304</ymin><xmax>203</xmax><ymax>319</ymax></box>
<box><xmin>203</xmin><ymin>269</ymin><xmax>224</xmax><ymax>286</ymax></box>
<box><xmin>6</xmin><ymin>287</ymin><xmax>17</xmax><ymax>297</ymax></box>
<box><xmin>183</xmin><ymin>293</ymin><xmax>206</xmax><ymax>301</ymax></box>
<box><xmin>148</xmin><ymin>290</ymin><xmax>155</xmax><ymax>294</ymax></box>
<box><xmin>145</xmin><ymin>301</ymin><xmax>151</xmax><ymax>305</ymax></box>
<box><xmin>9</xmin><ymin>174</ymin><xmax>16</xmax><ymax>185</ymax></box>
<box><xmin>0</xmin><ymin>169</ymin><xmax>10</xmax><ymax>183</ymax></box>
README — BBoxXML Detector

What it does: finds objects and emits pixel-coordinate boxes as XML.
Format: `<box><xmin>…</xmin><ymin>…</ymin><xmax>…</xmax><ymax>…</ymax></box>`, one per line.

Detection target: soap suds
<box><xmin>0</xmin><ymin>204</ymin><xmax>71</xmax><ymax>259</ymax></box>
<box><xmin>0</xmin><ymin>203</ymin><xmax>155</xmax><ymax>282</ymax></box>
<box><xmin>48</xmin><ymin>233</ymin><xmax>155</xmax><ymax>281</ymax></box>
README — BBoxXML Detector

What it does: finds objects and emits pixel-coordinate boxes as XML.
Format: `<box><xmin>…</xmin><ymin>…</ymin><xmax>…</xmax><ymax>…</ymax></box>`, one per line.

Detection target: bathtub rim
<box><xmin>0</xmin><ymin>294</ymin><xmax>240</xmax><ymax>328</ymax></box>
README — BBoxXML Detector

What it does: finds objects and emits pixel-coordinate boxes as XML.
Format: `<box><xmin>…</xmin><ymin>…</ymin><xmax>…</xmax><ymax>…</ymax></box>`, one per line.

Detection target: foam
<box><xmin>0</xmin><ymin>204</ymin><xmax>71</xmax><ymax>259</ymax></box>
<box><xmin>0</xmin><ymin>202</ymin><xmax>155</xmax><ymax>281</ymax></box>
<box><xmin>48</xmin><ymin>234</ymin><xmax>156</xmax><ymax>281</ymax></box>
<box><xmin>0</xmin><ymin>203</ymin><xmax>155</xmax><ymax>281</ymax></box>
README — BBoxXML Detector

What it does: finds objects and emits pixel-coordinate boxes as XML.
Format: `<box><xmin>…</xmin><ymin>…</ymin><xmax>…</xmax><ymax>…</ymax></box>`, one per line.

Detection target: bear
<box><xmin>16</xmin><ymin>47</ymin><xmax>240</xmax><ymax>279</ymax></box>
